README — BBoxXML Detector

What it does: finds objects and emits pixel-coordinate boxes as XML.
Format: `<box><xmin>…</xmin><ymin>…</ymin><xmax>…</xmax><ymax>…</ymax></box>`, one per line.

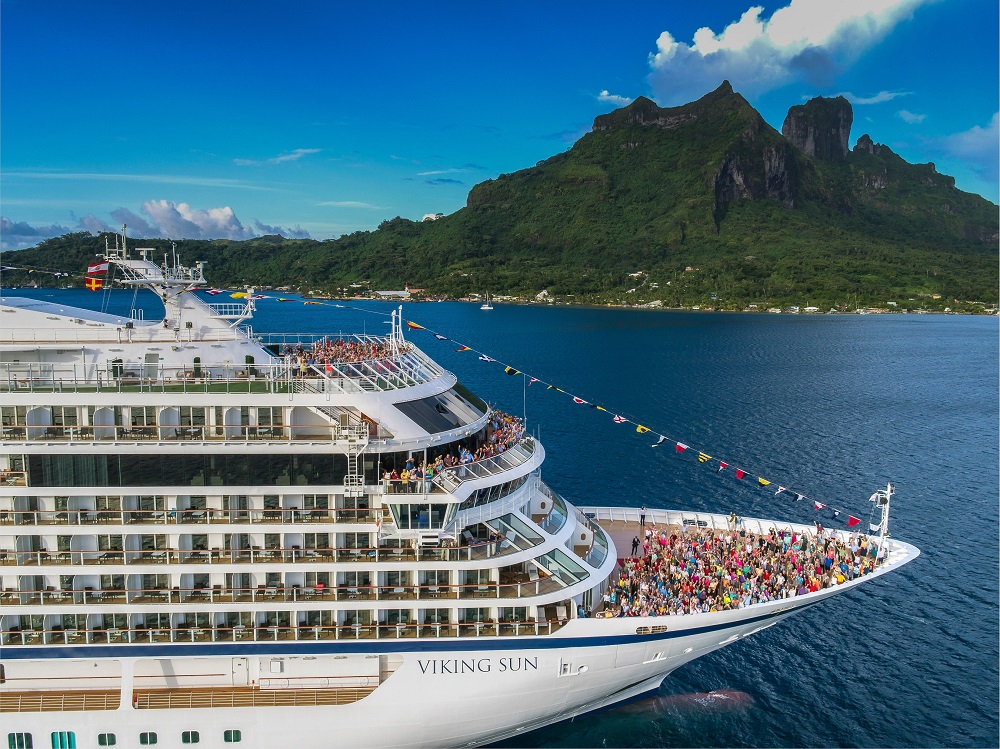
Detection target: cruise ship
<box><xmin>0</xmin><ymin>235</ymin><xmax>919</xmax><ymax>749</ymax></box>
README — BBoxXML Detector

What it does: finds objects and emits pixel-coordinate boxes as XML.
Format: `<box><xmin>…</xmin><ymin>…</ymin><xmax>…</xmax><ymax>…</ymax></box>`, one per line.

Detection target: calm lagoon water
<box><xmin>6</xmin><ymin>289</ymin><xmax>998</xmax><ymax>748</ymax></box>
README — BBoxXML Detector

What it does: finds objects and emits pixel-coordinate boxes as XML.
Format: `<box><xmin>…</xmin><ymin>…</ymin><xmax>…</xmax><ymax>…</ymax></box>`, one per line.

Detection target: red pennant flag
<box><xmin>718</xmin><ymin>461</ymin><xmax>728</xmax><ymax>471</ymax></box>
<box><xmin>325</xmin><ymin>361</ymin><xmax>333</xmax><ymax>373</ymax></box>
<box><xmin>675</xmin><ymin>443</ymin><xmax>688</xmax><ymax>453</ymax></box>
<box><xmin>406</xmin><ymin>321</ymin><xmax>425</xmax><ymax>330</ymax></box>
<box><xmin>85</xmin><ymin>276</ymin><xmax>103</xmax><ymax>291</ymax></box>
<box><xmin>612</xmin><ymin>415</ymin><xmax>626</xmax><ymax>424</ymax></box>
<box><xmin>846</xmin><ymin>515</ymin><xmax>861</xmax><ymax>527</ymax></box>
<box><xmin>206</xmin><ymin>288</ymin><xmax>224</xmax><ymax>295</ymax></box>
<box><xmin>734</xmin><ymin>468</ymin><xmax>745</xmax><ymax>480</ymax></box>
<box><xmin>813</xmin><ymin>501</ymin><xmax>826</xmax><ymax>510</ymax></box>
<box><xmin>528</xmin><ymin>377</ymin><xmax>539</xmax><ymax>386</ymax></box>
<box><xmin>454</xmin><ymin>345</ymin><xmax>471</xmax><ymax>352</ymax></box>
<box><xmin>573</xmin><ymin>397</ymin><xmax>587</xmax><ymax>404</ymax></box>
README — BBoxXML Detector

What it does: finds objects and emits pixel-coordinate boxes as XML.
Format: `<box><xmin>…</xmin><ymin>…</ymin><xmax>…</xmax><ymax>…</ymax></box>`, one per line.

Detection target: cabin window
<box><xmin>7</xmin><ymin>734</ymin><xmax>32</xmax><ymax>749</ymax></box>
<box><xmin>138</xmin><ymin>733</ymin><xmax>157</xmax><ymax>745</ymax></box>
<box><xmin>223</xmin><ymin>730</ymin><xmax>242</xmax><ymax>743</ymax></box>
<box><xmin>181</xmin><ymin>732</ymin><xmax>200</xmax><ymax>744</ymax></box>
<box><xmin>97</xmin><ymin>736</ymin><xmax>116</xmax><ymax>747</ymax></box>
<box><xmin>48</xmin><ymin>733</ymin><xmax>75</xmax><ymax>749</ymax></box>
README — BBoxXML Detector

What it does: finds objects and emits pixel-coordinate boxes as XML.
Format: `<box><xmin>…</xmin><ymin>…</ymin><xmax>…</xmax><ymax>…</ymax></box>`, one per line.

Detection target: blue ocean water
<box><xmin>6</xmin><ymin>289</ymin><xmax>999</xmax><ymax>748</ymax></box>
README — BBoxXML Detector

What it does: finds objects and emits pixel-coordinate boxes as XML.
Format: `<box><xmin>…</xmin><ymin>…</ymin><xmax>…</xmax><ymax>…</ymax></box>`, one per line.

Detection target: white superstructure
<box><xmin>0</xmin><ymin>232</ymin><xmax>918</xmax><ymax>749</ymax></box>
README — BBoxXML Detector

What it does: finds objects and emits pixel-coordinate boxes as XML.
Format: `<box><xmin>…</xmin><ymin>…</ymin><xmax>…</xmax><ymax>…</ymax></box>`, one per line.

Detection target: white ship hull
<box><xmin>4</xmin><ymin>541</ymin><xmax>917</xmax><ymax>748</ymax></box>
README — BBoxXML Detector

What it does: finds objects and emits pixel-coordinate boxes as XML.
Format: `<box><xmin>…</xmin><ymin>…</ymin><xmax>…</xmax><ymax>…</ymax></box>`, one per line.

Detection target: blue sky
<box><xmin>1</xmin><ymin>0</ymin><xmax>996</xmax><ymax>250</ymax></box>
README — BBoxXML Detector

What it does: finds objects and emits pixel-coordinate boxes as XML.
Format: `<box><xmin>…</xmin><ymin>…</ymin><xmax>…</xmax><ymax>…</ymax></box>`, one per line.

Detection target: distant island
<box><xmin>4</xmin><ymin>82</ymin><xmax>997</xmax><ymax>313</ymax></box>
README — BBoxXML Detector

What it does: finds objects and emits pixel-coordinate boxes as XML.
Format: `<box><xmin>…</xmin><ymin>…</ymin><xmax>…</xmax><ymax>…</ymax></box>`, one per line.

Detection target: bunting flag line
<box><xmin>388</xmin><ymin>311</ymin><xmax>869</xmax><ymax>530</ymax></box>
<box><xmin>87</xmin><ymin>262</ymin><xmax>109</xmax><ymax>275</ymax></box>
<box><xmin>230</xmin><ymin>292</ymin><xmax>248</xmax><ymax>299</ymax></box>
<box><xmin>85</xmin><ymin>277</ymin><xmax>103</xmax><ymax>292</ymax></box>
<box><xmin>276</xmin><ymin>298</ymin><xmax>294</xmax><ymax>302</ymax></box>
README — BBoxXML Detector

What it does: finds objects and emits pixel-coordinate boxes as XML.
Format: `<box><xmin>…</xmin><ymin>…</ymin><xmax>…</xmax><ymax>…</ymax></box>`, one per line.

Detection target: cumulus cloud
<box><xmin>839</xmin><ymin>90</ymin><xmax>910</xmax><ymax>105</ymax></box>
<box><xmin>597</xmin><ymin>90</ymin><xmax>633</xmax><ymax>106</ymax></box>
<box><xmin>1</xmin><ymin>200</ymin><xmax>316</xmax><ymax>250</ymax></box>
<box><xmin>253</xmin><ymin>220</ymin><xmax>311</xmax><ymax>239</ymax></box>
<box><xmin>648</xmin><ymin>0</ymin><xmax>926</xmax><ymax>105</ymax></box>
<box><xmin>110</xmin><ymin>207</ymin><xmax>158</xmax><ymax>237</ymax></box>
<box><xmin>939</xmin><ymin>113</ymin><xmax>999</xmax><ymax>183</ymax></box>
<box><xmin>141</xmin><ymin>200</ymin><xmax>255</xmax><ymax>240</ymax></box>
<box><xmin>234</xmin><ymin>148</ymin><xmax>321</xmax><ymax>166</ymax></box>
<box><xmin>0</xmin><ymin>217</ymin><xmax>72</xmax><ymax>250</ymax></box>
<box><xmin>897</xmin><ymin>109</ymin><xmax>926</xmax><ymax>124</ymax></box>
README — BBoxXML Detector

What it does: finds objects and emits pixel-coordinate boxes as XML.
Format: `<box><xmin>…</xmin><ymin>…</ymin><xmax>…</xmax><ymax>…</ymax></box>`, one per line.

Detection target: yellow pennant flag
<box><xmin>230</xmin><ymin>292</ymin><xmax>248</xmax><ymax>299</ymax></box>
<box><xmin>758</xmin><ymin>477</ymin><xmax>771</xmax><ymax>487</ymax></box>
<box><xmin>698</xmin><ymin>452</ymin><xmax>711</xmax><ymax>463</ymax></box>
<box><xmin>635</xmin><ymin>425</ymin><xmax>650</xmax><ymax>434</ymax></box>
<box><xmin>595</xmin><ymin>406</ymin><xmax>607</xmax><ymax>412</ymax></box>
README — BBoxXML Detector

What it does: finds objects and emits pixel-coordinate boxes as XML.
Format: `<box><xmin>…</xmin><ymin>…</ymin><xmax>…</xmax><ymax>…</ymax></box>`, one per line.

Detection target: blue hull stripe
<box><xmin>0</xmin><ymin>602</ymin><xmax>820</xmax><ymax>660</ymax></box>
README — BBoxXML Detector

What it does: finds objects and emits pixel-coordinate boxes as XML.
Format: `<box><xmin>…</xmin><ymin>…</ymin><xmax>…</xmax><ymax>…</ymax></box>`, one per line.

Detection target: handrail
<box><xmin>0</xmin><ymin>616</ymin><xmax>572</xmax><ymax>646</ymax></box>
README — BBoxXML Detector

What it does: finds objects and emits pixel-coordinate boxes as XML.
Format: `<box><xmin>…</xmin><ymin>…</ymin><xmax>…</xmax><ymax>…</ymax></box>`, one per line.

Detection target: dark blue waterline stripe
<box><xmin>0</xmin><ymin>601</ymin><xmax>820</xmax><ymax>660</ymax></box>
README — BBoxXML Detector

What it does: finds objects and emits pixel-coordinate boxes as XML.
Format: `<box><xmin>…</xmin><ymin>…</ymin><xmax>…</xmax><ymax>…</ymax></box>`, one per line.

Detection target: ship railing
<box><xmin>0</xmin><ymin>689</ymin><xmax>121</xmax><ymax>711</ymax></box>
<box><xmin>0</xmin><ymin>325</ymin><xmax>248</xmax><ymax>345</ymax></box>
<box><xmin>432</xmin><ymin>437</ymin><xmax>535</xmax><ymax>492</ymax></box>
<box><xmin>0</xmin><ymin>422</ymin><xmax>382</xmax><ymax>445</ymax></box>
<box><xmin>0</xmin><ymin>358</ymin><xmax>437</xmax><ymax>395</ymax></box>
<box><xmin>0</xmin><ymin>507</ymin><xmax>383</xmax><ymax>526</ymax></box>
<box><xmin>534</xmin><ymin>484</ymin><xmax>570</xmax><ymax>535</ymax></box>
<box><xmin>0</xmin><ymin>538</ymin><xmax>540</xmax><ymax>569</ymax></box>
<box><xmin>0</xmin><ymin>618</ymin><xmax>573</xmax><ymax>647</ymax></box>
<box><xmin>579</xmin><ymin>506</ymin><xmax>870</xmax><ymax>547</ymax></box>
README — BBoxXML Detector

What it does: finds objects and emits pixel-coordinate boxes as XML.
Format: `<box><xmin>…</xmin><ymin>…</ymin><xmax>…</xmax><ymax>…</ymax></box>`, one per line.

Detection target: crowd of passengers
<box><xmin>280</xmin><ymin>337</ymin><xmax>412</xmax><ymax>370</ymax></box>
<box><xmin>382</xmin><ymin>410</ymin><xmax>525</xmax><ymax>493</ymax></box>
<box><xmin>604</xmin><ymin>520</ymin><xmax>884</xmax><ymax>617</ymax></box>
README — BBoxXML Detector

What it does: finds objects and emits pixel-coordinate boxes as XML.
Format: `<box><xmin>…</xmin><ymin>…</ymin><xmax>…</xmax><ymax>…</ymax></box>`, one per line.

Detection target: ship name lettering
<box><xmin>417</xmin><ymin>656</ymin><xmax>536</xmax><ymax>675</ymax></box>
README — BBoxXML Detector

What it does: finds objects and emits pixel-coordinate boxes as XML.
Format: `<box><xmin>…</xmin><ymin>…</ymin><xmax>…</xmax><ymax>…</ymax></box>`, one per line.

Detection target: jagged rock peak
<box><xmin>782</xmin><ymin>96</ymin><xmax>853</xmax><ymax>161</ymax></box>
<box><xmin>592</xmin><ymin>81</ymin><xmax>742</xmax><ymax>132</ymax></box>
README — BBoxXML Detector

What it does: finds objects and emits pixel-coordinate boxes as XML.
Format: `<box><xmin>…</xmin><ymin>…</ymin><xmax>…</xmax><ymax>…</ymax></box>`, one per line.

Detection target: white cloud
<box><xmin>316</xmin><ymin>201</ymin><xmax>384</xmax><ymax>209</ymax></box>
<box><xmin>416</xmin><ymin>168</ymin><xmax>468</xmax><ymax>176</ymax></box>
<box><xmin>3</xmin><ymin>171</ymin><xmax>267</xmax><ymax>190</ymax></box>
<box><xmin>1</xmin><ymin>201</ymin><xmax>315</xmax><ymax>250</ymax></box>
<box><xmin>897</xmin><ymin>109</ymin><xmax>926</xmax><ymax>124</ymax></box>
<box><xmin>234</xmin><ymin>148</ymin><xmax>321</xmax><ymax>166</ymax></box>
<box><xmin>597</xmin><ymin>90</ymin><xmax>633</xmax><ymax>106</ymax></box>
<box><xmin>839</xmin><ymin>90</ymin><xmax>910</xmax><ymax>105</ymax></box>
<box><xmin>141</xmin><ymin>200</ymin><xmax>255</xmax><ymax>240</ymax></box>
<box><xmin>939</xmin><ymin>113</ymin><xmax>999</xmax><ymax>183</ymax></box>
<box><xmin>648</xmin><ymin>0</ymin><xmax>926</xmax><ymax>105</ymax></box>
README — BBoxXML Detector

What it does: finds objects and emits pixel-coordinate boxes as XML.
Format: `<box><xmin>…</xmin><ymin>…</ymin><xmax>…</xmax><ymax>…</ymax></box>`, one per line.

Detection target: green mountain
<box><xmin>5</xmin><ymin>82</ymin><xmax>997</xmax><ymax>310</ymax></box>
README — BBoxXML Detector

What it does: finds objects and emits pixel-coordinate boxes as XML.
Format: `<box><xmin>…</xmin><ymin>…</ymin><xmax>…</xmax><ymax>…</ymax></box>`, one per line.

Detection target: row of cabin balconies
<box><xmin>0</xmin><ymin>578</ymin><xmax>563</xmax><ymax>607</ymax></box>
<box><xmin>0</xmin><ymin>423</ymin><xmax>386</xmax><ymax>442</ymax></box>
<box><xmin>0</xmin><ymin>602</ymin><xmax>572</xmax><ymax>646</ymax></box>
<box><xmin>0</xmin><ymin>507</ymin><xmax>381</xmax><ymax>526</ymax></box>
<box><xmin>0</xmin><ymin>535</ymin><xmax>536</xmax><ymax>567</ymax></box>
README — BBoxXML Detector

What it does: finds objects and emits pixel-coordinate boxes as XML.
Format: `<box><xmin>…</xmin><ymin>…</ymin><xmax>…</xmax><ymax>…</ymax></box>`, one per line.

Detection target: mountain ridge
<box><xmin>4</xmin><ymin>82</ymin><xmax>997</xmax><ymax>310</ymax></box>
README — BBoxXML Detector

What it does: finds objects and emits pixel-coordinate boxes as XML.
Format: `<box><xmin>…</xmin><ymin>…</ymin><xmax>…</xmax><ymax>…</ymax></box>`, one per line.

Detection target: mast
<box><xmin>869</xmin><ymin>482</ymin><xmax>894</xmax><ymax>563</ymax></box>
